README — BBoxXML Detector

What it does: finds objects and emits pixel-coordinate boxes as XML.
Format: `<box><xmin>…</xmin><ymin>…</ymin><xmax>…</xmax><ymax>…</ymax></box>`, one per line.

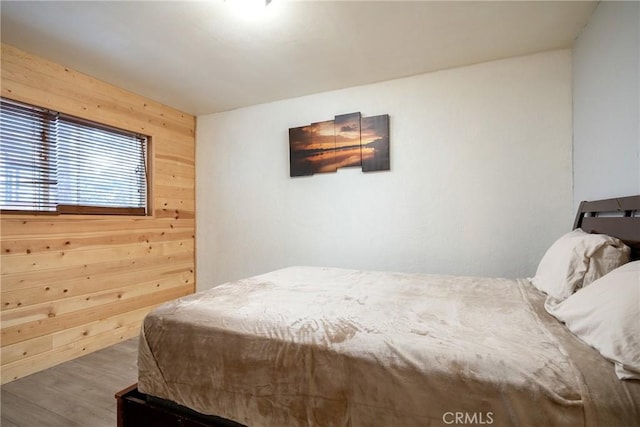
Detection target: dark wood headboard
<box><xmin>573</xmin><ymin>195</ymin><xmax>640</xmax><ymax>261</ymax></box>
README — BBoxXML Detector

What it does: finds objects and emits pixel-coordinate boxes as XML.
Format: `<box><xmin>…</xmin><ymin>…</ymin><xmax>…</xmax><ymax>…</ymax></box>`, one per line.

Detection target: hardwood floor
<box><xmin>1</xmin><ymin>338</ymin><xmax>138</xmax><ymax>427</ymax></box>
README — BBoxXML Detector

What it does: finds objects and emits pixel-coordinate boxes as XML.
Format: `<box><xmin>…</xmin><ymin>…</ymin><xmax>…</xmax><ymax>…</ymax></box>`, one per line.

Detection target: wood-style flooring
<box><xmin>1</xmin><ymin>338</ymin><xmax>138</xmax><ymax>427</ymax></box>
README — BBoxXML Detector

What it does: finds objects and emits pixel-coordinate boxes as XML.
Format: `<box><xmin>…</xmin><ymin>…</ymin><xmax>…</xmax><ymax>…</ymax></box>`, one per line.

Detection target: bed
<box><xmin>117</xmin><ymin>195</ymin><xmax>640</xmax><ymax>427</ymax></box>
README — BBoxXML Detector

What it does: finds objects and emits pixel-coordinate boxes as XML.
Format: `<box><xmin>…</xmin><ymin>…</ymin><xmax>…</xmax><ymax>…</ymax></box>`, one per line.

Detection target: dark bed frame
<box><xmin>574</xmin><ymin>195</ymin><xmax>640</xmax><ymax>260</ymax></box>
<box><xmin>116</xmin><ymin>195</ymin><xmax>640</xmax><ymax>427</ymax></box>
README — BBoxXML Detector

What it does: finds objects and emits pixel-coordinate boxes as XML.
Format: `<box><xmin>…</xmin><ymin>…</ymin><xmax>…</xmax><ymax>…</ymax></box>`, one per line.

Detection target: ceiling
<box><xmin>1</xmin><ymin>1</ymin><xmax>597</xmax><ymax>116</ymax></box>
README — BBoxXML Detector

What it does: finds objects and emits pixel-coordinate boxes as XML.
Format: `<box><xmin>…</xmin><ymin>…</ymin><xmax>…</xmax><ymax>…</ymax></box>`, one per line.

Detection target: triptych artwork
<box><xmin>289</xmin><ymin>112</ymin><xmax>390</xmax><ymax>177</ymax></box>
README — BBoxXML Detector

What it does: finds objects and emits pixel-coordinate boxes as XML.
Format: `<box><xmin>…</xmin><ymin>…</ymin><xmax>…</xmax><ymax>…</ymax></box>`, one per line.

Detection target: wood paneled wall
<box><xmin>0</xmin><ymin>44</ymin><xmax>196</xmax><ymax>383</ymax></box>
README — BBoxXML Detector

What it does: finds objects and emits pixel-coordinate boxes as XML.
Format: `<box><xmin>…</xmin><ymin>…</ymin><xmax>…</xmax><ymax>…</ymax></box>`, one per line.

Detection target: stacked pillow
<box><xmin>531</xmin><ymin>228</ymin><xmax>638</xmax><ymax>380</ymax></box>
<box><xmin>531</xmin><ymin>228</ymin><xmax>630</xmax><ymax>301</ymax></box>
<box><xmin>546</xmin><ymin>261</ymin><xmax>640</xmax><ymax>380</ymax></box>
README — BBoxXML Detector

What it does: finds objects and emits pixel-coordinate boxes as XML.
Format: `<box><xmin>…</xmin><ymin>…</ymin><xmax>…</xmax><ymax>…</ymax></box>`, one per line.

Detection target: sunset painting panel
<box><xmin>334</xmin><ymin>112</ymin><xmax>362</xmax><ymax>169</ymax></box>
<box><xmin>289</xmin><ymin>120</ymin><xmax>337</xmax><ymax>176</ymax></box>
<box><xmin>289</xmin><ymin>112</ymin><xmax>389</xmax><ymax>176</ymax></box>
<box><xmin>361</xmin><ymin>114</ymin><xmax>390</xmax><ymax>172</ymax></box>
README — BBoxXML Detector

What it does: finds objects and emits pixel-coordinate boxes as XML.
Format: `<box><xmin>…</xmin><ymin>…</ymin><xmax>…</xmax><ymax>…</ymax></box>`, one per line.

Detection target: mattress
<box><xmin>138</xmin><ymin>266</ymin><xmax>640</xmax><ymax>426</ymax></box>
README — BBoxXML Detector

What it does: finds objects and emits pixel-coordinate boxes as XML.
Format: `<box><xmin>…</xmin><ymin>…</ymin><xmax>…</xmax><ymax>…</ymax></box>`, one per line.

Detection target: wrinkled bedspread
<box><xmin>138</xmin><ymin>266</ymin><xmax>640</xmax><ymax>426</ymax></box>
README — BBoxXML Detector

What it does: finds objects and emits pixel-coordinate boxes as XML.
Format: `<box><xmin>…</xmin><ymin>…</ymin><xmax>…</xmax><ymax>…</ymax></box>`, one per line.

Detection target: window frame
<box><xmin>0</xmin><ymin>97</ymin><xmax>151</xmax><ymax>217</ymax></box>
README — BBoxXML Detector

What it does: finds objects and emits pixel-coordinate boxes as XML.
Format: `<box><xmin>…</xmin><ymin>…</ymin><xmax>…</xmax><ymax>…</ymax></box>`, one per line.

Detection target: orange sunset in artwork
<box><xmin>289</xmin><ymin>120</ymin><xmax>336</xmax><ymax>176</ymax></box>
<box><xmin>361</xmin><ymin>114</ymin><xmax>390</xmax><ymax>172</ymax></box>
<box><xmin>334</xmin><ymin>112</ymin><xmax>362</xmax><ymax>169</ymax></box>
<box><xmin>289</xmin><ymin>112</ymin><xmax>389</xmax><ymax>176</ymax></box>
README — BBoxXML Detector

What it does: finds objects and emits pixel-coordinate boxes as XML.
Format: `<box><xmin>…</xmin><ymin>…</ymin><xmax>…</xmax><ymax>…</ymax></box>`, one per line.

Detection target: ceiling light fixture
<box><xmin>226</xmin><ymin>0</ymin><xmax>273</xmax><ymax>21</ymax></box>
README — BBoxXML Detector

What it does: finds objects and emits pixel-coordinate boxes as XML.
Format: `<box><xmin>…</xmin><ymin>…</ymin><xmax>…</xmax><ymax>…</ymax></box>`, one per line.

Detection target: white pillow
<box><xmin>546</xmin><ymin>261</ymin><xmax>640</xmax><ymax>380</ymax></box>
<box><xmin>531</xmin><ymin>228</ymin><xmax>630</xmax><ymax>301</ymax></box>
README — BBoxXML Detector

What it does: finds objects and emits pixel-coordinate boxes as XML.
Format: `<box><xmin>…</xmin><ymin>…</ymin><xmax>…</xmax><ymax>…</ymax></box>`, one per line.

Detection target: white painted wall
<box><xmin>196</xmin><ymin>50</ymin><xmax>573</xmax><ymax>289</ymax></box>
<box><xmin>573</xmin><ymin>1</ymin><xmax>640</xmax><ymax>209</ymax></box>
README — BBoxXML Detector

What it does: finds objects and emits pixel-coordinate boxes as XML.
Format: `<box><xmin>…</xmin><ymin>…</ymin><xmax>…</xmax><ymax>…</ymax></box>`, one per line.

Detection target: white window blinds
<box><xmin>0</xmin><ymin>98</ymin><xmax>148</xmax><ymax>215</ymax></box>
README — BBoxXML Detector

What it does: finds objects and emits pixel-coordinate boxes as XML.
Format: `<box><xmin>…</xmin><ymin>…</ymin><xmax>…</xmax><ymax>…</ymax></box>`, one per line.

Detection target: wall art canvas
<box><xmin>361</xmin><ymin>114</ymin><xmax>390</xmax><ymax>172</ymax></box>
<box><xmin>289</xmin><ymin>120</ymin><xmax>336</xmax><ymax>176</ymax></box>
<box><xmin>289</xmin><ymin>112</ymin><xmax>389</xmax><ymax>176</ymax></box>
<box><xmin>334</xmin><ymin>112</ymin><xmax>362</xmax><ymax>169</ymax></box>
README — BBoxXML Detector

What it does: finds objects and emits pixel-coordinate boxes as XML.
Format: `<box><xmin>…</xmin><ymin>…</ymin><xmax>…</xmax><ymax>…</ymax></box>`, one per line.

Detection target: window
<box><xmin>0</xmin><ymin>98</ymin><xmax>148</xmax><ymax>215</ymax></box>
